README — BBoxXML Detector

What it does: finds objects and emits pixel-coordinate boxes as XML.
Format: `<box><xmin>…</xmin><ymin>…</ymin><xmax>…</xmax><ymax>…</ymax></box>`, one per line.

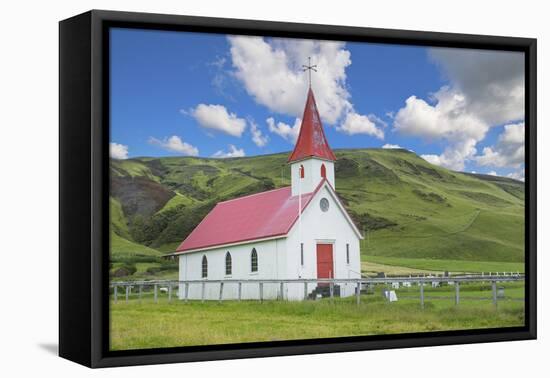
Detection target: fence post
<box><xmin>201</xmin><ymin>282</ymin><xmax>205</xmax><ymax>303</ymax></box>
<box><xmin>125</xmin><ymin>285</ymin><xmax>129</xmax><ymax>303</ymax></box>
<box><xmin>420</xmin><ymin>281</ymin><xmax>424</xmax><ymax>309</ymax></box>
<box><xmin>492</xmin><ymin>281</ymin><xmax>497</xmax><ymax>308</ymax></box>
<box><xmin>280</xmin><ymin>282</ymin><xmax>284</xmax><ymax>301</ymax></box>
<box><xmin>184</xmin><ymin>283</ymin><xmax>189</xmax><ymax>303</ymax></box>
<box><xmin>330</xmin><ymin>281</ymin><xmax>334</xmax><ymax>302</ymax></box>
<box><xmin>219</xmin><ymin>282</ymin><xmax>224</xmax><ymax>303</ymax></box>
<box><xmin>356</xmin><ymin>281</ymin><xmax>361</xmax><ymax>305</ymax></box>
<box><xmin>168</xmin><ymin>285</ymin><xmax>172</xmax><ymax>303</ymax></box>
<box><xmin>114</xmin><ymin>285</ymin><xmax>118</xmax><ymax>304</ymax></box>
<box><xmin>138</xmin><ymin>285</ymin><xmax>142</xmax><ymax>303</ymax></box>
<box><xmin>154</xmin><ymin>284</ymin><xmax>158</xmax><ymax>303</ymax></box>
<box><xmin>304</xmin><ymin>282</ymin><xmax>308</xmax><ymax>300</ymax></box>
<box><xmin>238</xmin><ymin>282</ymin><xmax>242</xmax><ymax>302</ymax></box>
<box><xmin>259</xmin><ymin>282</ymin><xmax>264</xmax><ymax>303</ymax></box>
<box><xmin>455</xmin><ymin>282</ymin><xmax>460</xmax><ymax>305</ymax></box>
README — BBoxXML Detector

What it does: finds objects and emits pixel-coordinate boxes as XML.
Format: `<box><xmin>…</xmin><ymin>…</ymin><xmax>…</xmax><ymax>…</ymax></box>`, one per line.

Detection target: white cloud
<box><xmin>477</xmin><ymin>122</ymin><xmax>525</xmax><ymax>168</ymax></box>
<box><xmin>149</xmin><ymin>136</ymin><xmax>199</xmax><ymax>156</ymax></box>
<box><xmin>110</xmin><ymin>142</ymin><xmax>128</xmax><ymax>160</ymax></box>
<box><xmin>190</xmin><ymin>104</ymin><xmax>246</xmax><ymax>137</ymax></box>
<box><xmin>337</xmin><ymin>112</ymin><xmax>385</xmax><ymax>139</ymax></box>
<box><xmin>228</xmin><ymin>36</ymin><xmax>353</xmax><ymax>125</ymax></box>
<box><xmin>249</xmin><ymin>119</ymin><xmax>269</xmax><ymax>147</ymax></box>
<box><xmin>429</xmin><ymin>48</ymin><xmax>524</xmax><ymax>126</ymax></box>
<box><xmin>394</xmin><ymin>48</ymin><xmax>524</xmax><ymax>171</ymax></box>
<box><xmin>421</xmin><ymin>138</ymin><xmax>477</xmax><ymax>171</ymax></box>
<box><xmin>395</xmin><ymin>88</ymin><xmax>488</xmax><ymax>142</ymax></box>
<box><xmin>382</xmin><ymin>144</ymin><xmax>403</xmax><ymax>149</ymax></box>
<box><xmin>267</xmin><ymin>117</ymin><xmax>301</xmax><ymax>143</ymax></box>
<box><xmin>228</xmin><ymin>35</ymin><xmax>382</xmax><ymax>138</ymax></box>
<box><xmin>507</xmin><ymin>168</ymin><xmax>525</xmax><ymax>182</ymax></box>
<box><xmin>487</xmin><ymin>171</ymin><xmax>498</xmax><ymax>176</ymax></box>
<box><xmin>212</xmin><ymin>144</ymin><xmax>246</xmax><ymax>158</ymax></box>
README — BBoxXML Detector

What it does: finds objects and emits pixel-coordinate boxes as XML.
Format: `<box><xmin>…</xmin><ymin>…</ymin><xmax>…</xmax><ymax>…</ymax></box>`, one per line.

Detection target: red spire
<box><xmin>288</xmin><ymin>89</ymin><xmax>336</xmax><ymax>163</ymax></box>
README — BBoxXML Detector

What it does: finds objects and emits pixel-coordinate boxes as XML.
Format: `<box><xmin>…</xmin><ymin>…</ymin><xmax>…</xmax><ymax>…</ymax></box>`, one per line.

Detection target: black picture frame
<box><xmin>59</xmin><ymin>9</ymin><xmax>537</xmax><ymax>368</ymax></box>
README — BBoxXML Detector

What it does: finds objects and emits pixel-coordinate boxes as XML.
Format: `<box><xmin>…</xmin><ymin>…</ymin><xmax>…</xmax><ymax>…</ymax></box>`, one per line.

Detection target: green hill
<box><xmin>109</xmin><ymin>148</ymin><xmax>525</xmax><ymax>276</ymax></box>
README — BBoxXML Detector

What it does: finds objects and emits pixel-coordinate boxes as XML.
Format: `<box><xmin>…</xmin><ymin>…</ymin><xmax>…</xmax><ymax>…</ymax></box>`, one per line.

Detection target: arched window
<box><xmin>300</xmin><ymin>164</ymin><xmax>305</xmax><ymax>178</ymax></box>
<box><xmin>251</xmin><ymin>248</ymin><xmax>258</xmax><ymax>272</ymax></box>
<box><xmin>321</xmin><ymin>163</ymin><xmax>326</xmax><ymax>178</ymax></box>
<box><xmin>201</xmin><ymin>255</ymin><xmax>208</xmax><ymax>278</ymax></box>
<box><xmin>225</xmin><ymin>252</ymin><xmax>232</xmax><ymax>275</ymax></box>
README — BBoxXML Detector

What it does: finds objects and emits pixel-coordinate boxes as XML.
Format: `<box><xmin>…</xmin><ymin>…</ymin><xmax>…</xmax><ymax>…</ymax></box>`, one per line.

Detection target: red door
<box><xmin>316</xmin><ymin>244</ymin><xmax>334</xmax><ymax>285</ymax></box>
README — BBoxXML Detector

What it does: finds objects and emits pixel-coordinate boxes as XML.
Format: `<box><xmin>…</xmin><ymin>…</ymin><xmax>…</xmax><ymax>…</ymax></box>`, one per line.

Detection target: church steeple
<box><xmin>288</xmin><ymin>88</ymin><xmax>337</xmax><ymax>163</ymax></box>
<box><xmin>289</xmin><ymin>88</ymin><xmax>336</xmax><ymax>196</ymax></box>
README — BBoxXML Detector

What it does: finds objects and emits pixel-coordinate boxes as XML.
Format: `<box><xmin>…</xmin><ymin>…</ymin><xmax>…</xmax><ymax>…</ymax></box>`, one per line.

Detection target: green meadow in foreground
<box><xmin>110</xmin><ymin>282</ymin><xmax>524</xmax><ymax>350</ymax></box>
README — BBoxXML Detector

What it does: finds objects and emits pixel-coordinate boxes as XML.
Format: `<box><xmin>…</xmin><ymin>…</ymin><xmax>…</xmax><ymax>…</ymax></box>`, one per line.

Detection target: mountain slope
<box><xmin>109</xmin><ymin>149</ymin><xmax>525</xmax><ymax>267</ymax></box>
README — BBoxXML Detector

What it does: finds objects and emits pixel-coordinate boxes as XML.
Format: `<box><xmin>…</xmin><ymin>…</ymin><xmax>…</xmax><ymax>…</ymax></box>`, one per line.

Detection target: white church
<box><xmin>173</xmin><ymin>88</ymin><xmax>363</xmax><ymax>301</ymax></box>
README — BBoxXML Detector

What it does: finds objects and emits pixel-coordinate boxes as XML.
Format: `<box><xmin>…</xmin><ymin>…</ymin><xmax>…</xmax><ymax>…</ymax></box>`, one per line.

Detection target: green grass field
<box><xmin>110</xmin><ymin>282</ymin><xmax>524</xmax><ymax>350</ymax></box>
<box><xmin>363</xmin><ymin>256</ymin><xmax>524</xmax><ymax>274</ymax></box>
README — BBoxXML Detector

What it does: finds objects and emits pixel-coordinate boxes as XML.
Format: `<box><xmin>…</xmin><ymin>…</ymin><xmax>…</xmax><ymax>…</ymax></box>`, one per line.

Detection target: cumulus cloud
<box><xmin>110</xmin><ymin>142</ymin><xmax>128</xmax><ymax>160</ymax></box>
<box><xmin>228</xmin><ymin>35</ymin><xmax>383</xmax><ymax>138</ymax></box>
<box><xmin>487</xmin><ymin>171</ymin><xmax>498</xmax><ymax>176</ymax></box>
<box><xmin>190</xmin><ymin>104</ymin><xmax>246</xmax><ymax>137</ymax></box>
<box><xmin>429</xmin><ymin>48</ymin><xmax>524</xmax><ymax>125</ymax></box>
<box><xmin>337</xmin><ymin>112</ymin><xmax>385</xmax><ymax>139</ymax></box>
<box><xmin>267</xmin><ymin>117</ymin><xmax>302</xmax><ymax>143</ymax></box>
<box><xmin>382</xmin><ymin>143</ymin><xmax>403</xmax><ymax>149</ymax></box>
<box><xmin>249</xmin><ymin>119</ymin><xmax>269</xmax><ymax>147</ymax></box>
<box><xmin>395</xmin><ymin>88</ymin><xmax>488</xmax><ymax>142</ymax></box>
<box><xmin>228</xmin><ymin>36</ymin><xmax>352</xmax><ymax>124</ymax></box>
<box><xmin>476</xmin><ymin>122</ymin><xmax>525</xmax><ymax>168</ymax></box>
<box><xmin>149</xmin><ymin>136</ymin><xmax>199</xmax><ymax>156</ymax></box>
<box><xmin>212</xmin><ymin>144</ymin><xmax>246</xmax><ymax>158</ymax></box>
<box><xmin>394</xmin><ymin>48</ymin><xmax>524</xmax><ymax>171</ymax></box>
<box><xmin>507</xmin><ymin>168</ymin><xmax>525</xmax><ymax>182</ymax></box>
<box><xmin>421</xmin><ymin>139</ymin><xmax>478</xmax><ymax>171</ymax></box>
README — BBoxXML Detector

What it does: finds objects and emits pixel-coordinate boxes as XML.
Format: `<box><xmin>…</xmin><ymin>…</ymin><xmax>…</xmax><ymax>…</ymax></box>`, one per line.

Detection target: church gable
<box><xmin>291</xmin><ymin>180</ymin><xmax>363</xmax><ymax>240</ymax></box>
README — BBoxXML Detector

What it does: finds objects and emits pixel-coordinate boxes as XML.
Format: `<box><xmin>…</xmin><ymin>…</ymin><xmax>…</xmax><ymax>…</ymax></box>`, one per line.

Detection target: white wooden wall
<box><xmin>178</xmin><ymin>238</ymin><xmax>287</xmax><ymax>300</ymax></box>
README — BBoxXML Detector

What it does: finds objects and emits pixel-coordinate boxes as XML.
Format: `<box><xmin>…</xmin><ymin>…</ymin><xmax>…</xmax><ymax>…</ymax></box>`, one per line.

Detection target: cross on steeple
<box><xmin>302</xmin><ymin>57</ymin><xmax>317</xmax><ymax>88</ymax></box>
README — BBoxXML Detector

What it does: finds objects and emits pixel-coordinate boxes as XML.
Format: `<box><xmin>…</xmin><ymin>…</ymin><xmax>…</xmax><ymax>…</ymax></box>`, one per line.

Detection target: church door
<box><xmin>316</xmin><ymin>244</ymin><xmax>334</xmax><ymax>286</ymax></box>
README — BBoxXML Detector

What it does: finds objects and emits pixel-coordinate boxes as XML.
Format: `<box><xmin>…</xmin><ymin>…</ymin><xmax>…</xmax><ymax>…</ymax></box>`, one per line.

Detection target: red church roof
<box><xmin>288</xmin><ymin>89</ymin><xmax>337</xmax><ymax>163</ymax></box>
<box><xmin>175</xmin><ymin>186</ymin><xmax>319</xmax><ymax>253</ymax></box>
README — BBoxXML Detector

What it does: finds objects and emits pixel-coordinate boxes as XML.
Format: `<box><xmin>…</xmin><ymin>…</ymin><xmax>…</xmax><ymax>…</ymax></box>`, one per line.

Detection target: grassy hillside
<box><xmin>109</xmin><ymin>148</ymin><xmax>525</xmax><ymax>277</ymax></box>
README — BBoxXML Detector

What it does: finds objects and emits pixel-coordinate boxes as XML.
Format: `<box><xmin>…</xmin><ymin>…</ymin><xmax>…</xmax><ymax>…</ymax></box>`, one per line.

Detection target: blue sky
<box><xmin>110</xmin><ymin>28</ymin><xmax>525</xmax><ymax>180</ymax></box>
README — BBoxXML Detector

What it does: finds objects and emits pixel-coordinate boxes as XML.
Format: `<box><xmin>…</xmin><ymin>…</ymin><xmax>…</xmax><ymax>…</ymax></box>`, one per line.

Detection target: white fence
<box><xmin>110</xmin><ymin>273</ymin><xmax>524</xmax><ymax>308</ymax></box>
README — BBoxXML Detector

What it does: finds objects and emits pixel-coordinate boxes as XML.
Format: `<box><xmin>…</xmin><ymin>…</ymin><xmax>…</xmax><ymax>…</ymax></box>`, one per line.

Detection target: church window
<box><xmin>251</xmin><ymin>248</ymin><xmax>258</xmax><ymax>272</ymax></box>
<box><xmin>300</xmin><ymin>243</ymin><xmax>304</xmax><ymax>266</ymax></box>
<box><xmin>346</xmin><ymin>244</ymin><xmax>350</xmax><ymax>265</ymax></box>
<box><xmin>225</xmin><ymin>252</ymin><xmax>232</xmax><ymax>276</ymax></box>
<box><xmin>300</xmin><ymin>164</ymin><xmax>305</xmax><ymax>178</ymax></box>
<box><xmin>321</xmin><ymin>163</ymin><xmax>326</xmax><ymax>178</ymax></box>
<box><xmin>201</xmin><ymin>255</ymin><xmax>208</xmax><ymax>278</ymax></box>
